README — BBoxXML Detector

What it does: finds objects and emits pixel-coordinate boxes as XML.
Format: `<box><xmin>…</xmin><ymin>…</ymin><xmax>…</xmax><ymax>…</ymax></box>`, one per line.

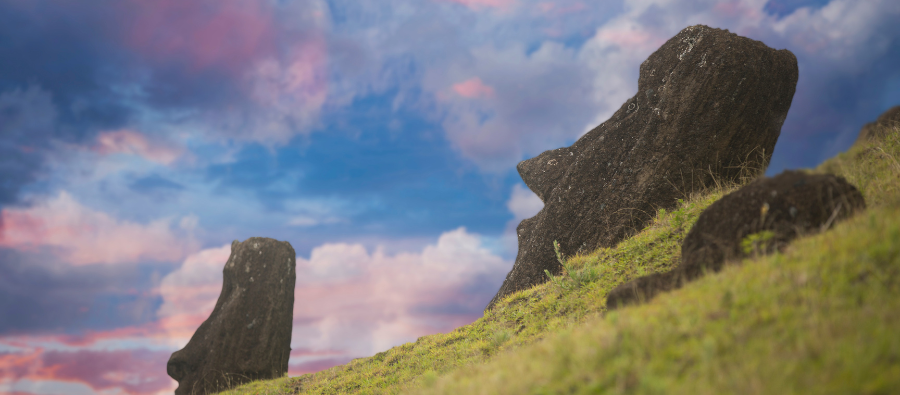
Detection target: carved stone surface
<box><xmin>607</xmin><ymin>171</ymin><xmax>865</xmax><ymax>309</ymax></box>
<box><xmin>856</xmin><ymin>105</ymin><xmax>900</xmax><ymax>143</ymax></box>
<box><xmin>167</xmin><ymin>237</ymin><xmax>296</xmax><ymax>395</ymax></box>
<box><xmin>488</xmin><ymin>25</ymin><xmax>799</xmax><ymax>310</ymax></box>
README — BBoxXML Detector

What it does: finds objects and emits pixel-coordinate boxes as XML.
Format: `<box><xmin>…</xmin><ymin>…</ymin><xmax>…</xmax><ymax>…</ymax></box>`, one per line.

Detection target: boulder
<box><xmin>487</xmin><ymin>25</ymin><xmax>799</xmax><ymax>310</ymax></box>
<box><xmin>167</xmin><ymin>237</ymin><xmax>296</xmax><ymax>395</ymax></box>
<box><xmin>607</xmin><ymin>170</ymin><xmax>865</xmax><ymax>309</ymax></box>
<box><xmin>855</xmin><ymin>105</ymin><xmax>900</xmax><ymax>143</ymax></box>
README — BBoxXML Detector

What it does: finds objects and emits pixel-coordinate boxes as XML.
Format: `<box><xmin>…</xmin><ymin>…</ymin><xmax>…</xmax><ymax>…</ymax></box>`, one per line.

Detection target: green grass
<box><xmin>221</xmin><ymin>124</ymin><xmax>900</xmax><ymax>395</ymax></box>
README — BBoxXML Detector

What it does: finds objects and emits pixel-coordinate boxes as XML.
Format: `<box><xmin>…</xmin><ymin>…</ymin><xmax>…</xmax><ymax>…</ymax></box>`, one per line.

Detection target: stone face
<box><xmin>487</xmin><ymin>25</ymin><xmax>799</xmax><ymax>310</ymax></box>
<box><xmin>607</xmin><ymin>171</ymin><xmax>865</xmax><ymax>309</ymax></box>
<box><xmin>856</xmin><ymin>105</ymin><xmax>900</xmax><ymax>143</ymax></box>
<box><xmin>167</xmin><ymin>237</ymin><xmax>296</xmax><ymax>395</ymax></box>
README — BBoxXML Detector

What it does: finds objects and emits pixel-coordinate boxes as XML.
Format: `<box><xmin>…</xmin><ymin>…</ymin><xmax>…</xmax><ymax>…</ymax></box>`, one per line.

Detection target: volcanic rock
<box><xmin>856</xmin><ymin>105</ymin><xmax>900</xmax><ymax>143</ymax></box>
<box><xmin>167</xmin><ymin>237</ymin><xmax>296</xmax><ymax>395</ymax></box>
<box><xmin>487</xmin><ymin>25</ymin><xmax>799</xmax><ymax>310</ymax></box>
<box><xmin>607</xmin><ymin>170</ymin><xmax>865</xmax><ymax>309</ymax></box>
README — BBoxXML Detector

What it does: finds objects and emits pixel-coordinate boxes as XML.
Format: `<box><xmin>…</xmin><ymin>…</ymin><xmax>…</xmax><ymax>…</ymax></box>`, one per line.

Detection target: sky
<box><xmin>0</xmin><ymin>0</ymin><xmax>898</xmax><ymax>394</ymax></box>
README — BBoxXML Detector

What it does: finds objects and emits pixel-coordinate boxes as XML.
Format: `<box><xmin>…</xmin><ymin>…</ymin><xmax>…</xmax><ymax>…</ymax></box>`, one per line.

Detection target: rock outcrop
<box><xmin>856</xmin><ymin>105</ymin><xmax>900</xmax><ymax>143</ymax></box>
<box><xmin>487</xmin><ymin>25</ymin><xmax>799</xmax><ymax>310</ymax></box>
<box><xmin>167</xmin><ymin>237</ymin><xmax>296</xmax><ymax>395</ymax></box>
<box><xmin>607</xmin><ymin>171</ymin><xmax>865</xmax><ymax>309</ymax></box>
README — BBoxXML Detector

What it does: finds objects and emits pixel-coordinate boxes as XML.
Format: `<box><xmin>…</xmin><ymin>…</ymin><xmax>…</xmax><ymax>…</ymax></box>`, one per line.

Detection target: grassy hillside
<box><xmin>222</xmin><ymin>123</ymin><xmax>900</xmax><ymax>395</ymax></box>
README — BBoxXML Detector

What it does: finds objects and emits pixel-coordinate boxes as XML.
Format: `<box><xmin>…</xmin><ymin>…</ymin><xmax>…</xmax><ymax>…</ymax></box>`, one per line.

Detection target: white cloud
<box><xmin>157</xmin><ymin>245</ymin><xmax>231</xmax><ymax>320</ymax></box>
<box><xmin>321</xmin><ymin>0</ymin><xmax>623</xmax><ymax>171</ymax></box>
<box><xmin>507</xmin><ymin>183</ymin><xmax>543</xmax><ymax>220</ymax></box>
<box><xmin>241</xmin><ymin>39</ymin><xmax>329</xmax><ymax>144</ymax></box>
<box><xmin>432</xmin><ymin>41</ymin><xmax>599</xmax><ymax>171</ymax></box>
<box><xmin>292</xmin><ymin>227</ymin><xmax>509</xmax><ymax>355</ymax></box>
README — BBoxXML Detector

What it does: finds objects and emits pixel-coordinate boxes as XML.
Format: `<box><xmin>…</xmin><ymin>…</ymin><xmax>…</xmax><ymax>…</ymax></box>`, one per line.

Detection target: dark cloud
<box><xmin>0</xmin><ymin>3</ymin><xmax>132</xmax><ymax>135</ymax></box>
<box><xmin>0</xmin><ymin>0</ymin><xmax>324</xmax><ymax>209</ymax></box>
<box><xmin>766</xmin><ymin>24</ymin><xmax>900</xmax><ymax>173</ymax></box>
<box><xmin>0</xmin><ymin>248</ymin><xmax>173</xmax><ymax>335</ymax></box>
<box><xmin>0</xmin><ymin>2</ymin><xmax>131</xmax><ymax>209</ymax></box>
<box><xmin>0</xmin><ymin>86</ymin><xmax>57</xmax><ymax>206</ymax></box>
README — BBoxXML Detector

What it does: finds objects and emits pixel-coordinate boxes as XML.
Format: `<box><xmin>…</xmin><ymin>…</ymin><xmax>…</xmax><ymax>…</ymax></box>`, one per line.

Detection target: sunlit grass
<box><xmin>221</xmin><ymin>124</ymin><xmax>900</xmax><ymax>395</ymax></box>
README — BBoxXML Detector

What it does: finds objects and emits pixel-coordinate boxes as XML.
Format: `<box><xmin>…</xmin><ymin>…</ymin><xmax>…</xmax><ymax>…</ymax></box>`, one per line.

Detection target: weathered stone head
<box><xmin>167</xmin><ymin>237</ymin><xmax>296</xmax><ymax>395</ymax></box>
<box><xmin>488</xmin><ymin>25</ymin><xmax>799</xmax><ymax>310</ymax></box>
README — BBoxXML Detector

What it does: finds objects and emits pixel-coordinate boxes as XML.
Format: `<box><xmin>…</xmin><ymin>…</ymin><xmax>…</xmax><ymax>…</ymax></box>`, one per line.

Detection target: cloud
<box><xmin>286</xmin><ymin>216</ymin><xmax>344</xmax><ymax>227</ymax></box>
<box><xmin>292</xmin><ymin>227</ymin><xmax>509</xmax><ymax>359</ymax></box>
<box><xmin>93</xmin><ymin>129</ymin><xmax>183</xmax><ymax>165</ymax></box>
<box><xmin>499</xmin><ymin>183</ymin><xmax>543</xmax><ymax>255</ymax></box>
<box><xmin>122</xmin><ymin>0</ymin><xmax>276</xmax><ymax>73</ymax></box>
<box><xmin>452</xmin><ymin>77</ymin><xmax>496</xmax><ymax>98</ymax></box>
<box><xmin>434</xmin><ymin>42</ymin><xmax>599</xmax><ymax>171</ymax></box>
<box><xmin>0</xmin><ymin>191</ymin><xmax>198</xmax><ymax>265</ymax></box>
<box><xmin>319</xmin><ymin>0</ymin><xmax>622</xmax><ymax>172</ymax></box>
<box><xmin>443</xmin><ymin>0</ymin><xmax>517</xmax><ymax>11</ymax></box>
<box><xmin>156</xmin><ymin>228</ymin><xmax>510</xmax><ymax>370</ymax></box>
<box><xmin>507</xmin><ymin>183</ymin><xmax>543</xmax><ymax>219</ymax></box>
<box><xmin>241</xmin><ymin>39</ymin><xmax>329</xmax><ymax>144</ymax></box>
<box><xmin>156</xmin><ymin>245</ymin><xmax>230</xmax><ymax>325</ymax></box>
<box><xmin>0</xmin><ymin>348</ymin><xmax>175</xmax><ymax>395</ymax></box>
<box><xmin>0</xmin><ymin>86</ymin><xmax>58</xmax><ymax>206</ymax></box>
<box><xmin>0</xmin><ymin>0</ymin><xmax>332</xmax><ymax>153</ymax></box>
<box><xmin>117</xmin><ymin>0</ymin><xmax>332</xmax><ymax>144</ymax></box>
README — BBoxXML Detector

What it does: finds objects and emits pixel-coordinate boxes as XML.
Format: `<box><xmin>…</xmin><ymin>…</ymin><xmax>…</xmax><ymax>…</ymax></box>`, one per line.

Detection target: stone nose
<box><xmin>166</xmin><ymin>351</ymin><xmax>190</xmax><ymax>381</ymax></box>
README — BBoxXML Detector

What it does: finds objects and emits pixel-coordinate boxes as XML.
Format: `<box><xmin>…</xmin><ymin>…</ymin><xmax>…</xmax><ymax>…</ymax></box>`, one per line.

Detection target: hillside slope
<box><xmin>222</xmin><ymin>123</ymin><xmax>900</xmax><ymax>395</ymax></box>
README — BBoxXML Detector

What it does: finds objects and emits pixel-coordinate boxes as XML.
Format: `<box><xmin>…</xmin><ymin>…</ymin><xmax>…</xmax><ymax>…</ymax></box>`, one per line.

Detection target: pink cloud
<box><xmin>0</xmin><ymin>191</ymin><xmax>198</xmax><ymax>265</ymax></box>
<box><xmin>93</xmin><ymin>129</ymin><xmax>183</xmax><ymax>165</ymax></box>
<box><xmin>713</xmin><ymin>0</ymin><xmax>764</xmax><ymax>20</ymax></box>
<box><xmin>595</xmin><ymin>25</ymin><xmax>657</xmax><ymax>48</ymax></box>
<box><xmin>452</xmin><ymin>77</ymin><xmax>496</xmax><ymax>99</ymax></box>
<box><xmin>444</xmin><ymin>0</ymin><xmax>516</xmax><ymax>11</ymax></box>
<box><xmin>1</xmin><ymin>348</ymin><xmax>175</xmax><ymax>395</ymax></box>
<box><xmin>536</xmin><ymin>2</ymin><xmax>587</xmax><ymax>16</ymax></box>
<box><xmin>122</xmin><ymin>0</ymin><xmax>276</xmax><ymax>73</ymax></box>
<box><xmin>156</xmin><ymin>245</ymin><xmax>230</xmax><ymax>330</ymax></box>
<box><xmin>245</xmin><ymin>39</ymin><xmax>329</xmax><ymax>143</ymax></box>
<box><xmin>114</xmin><ymin>0</ymin><xmax>331</xmax><ymax>143</ymax></box>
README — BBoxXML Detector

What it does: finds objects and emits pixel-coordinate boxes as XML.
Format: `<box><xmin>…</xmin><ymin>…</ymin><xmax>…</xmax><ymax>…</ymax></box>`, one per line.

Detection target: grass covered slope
<box><xmin>418</xmin><ymin>125</ymin><xmax>900</xmax><ymax>395</ymax></box>
<box><xmin>222</xmin><ymin>124</ymin><xmax>899</xmax><ymax>395</ymax></box>
<box><xmin>423</xmin><ymin>207</ymin><xmax>900</xmax><ymax>394</ymax></box>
